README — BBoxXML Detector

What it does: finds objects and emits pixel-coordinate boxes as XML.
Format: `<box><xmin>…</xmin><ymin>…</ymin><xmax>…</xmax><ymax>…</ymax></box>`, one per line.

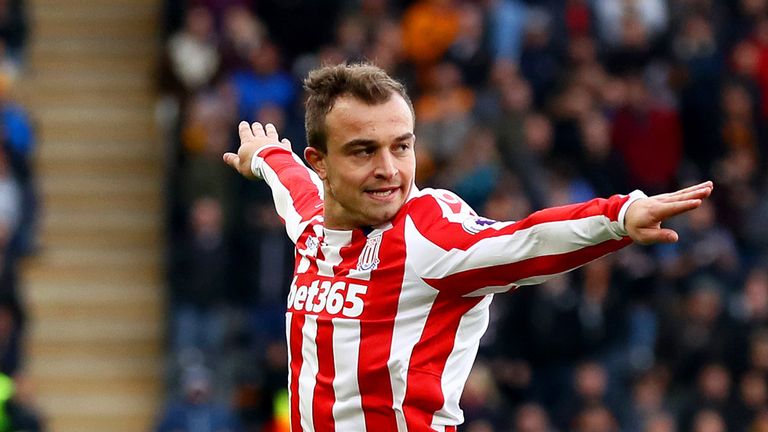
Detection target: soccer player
<box><xmin>223</xmin><ymin>63</ymin><xmax>713</xmax><ymax>432</ymax></box>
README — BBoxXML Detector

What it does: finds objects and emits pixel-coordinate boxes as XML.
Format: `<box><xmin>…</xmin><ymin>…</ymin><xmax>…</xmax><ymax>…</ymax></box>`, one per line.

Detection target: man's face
<box><xmin>305</xmin><ymin>94</ymin><xmax>416</xmax><ymax>230</ymax></box>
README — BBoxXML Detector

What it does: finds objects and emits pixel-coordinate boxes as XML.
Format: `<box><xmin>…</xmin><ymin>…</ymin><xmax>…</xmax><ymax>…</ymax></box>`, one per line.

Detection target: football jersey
<box><xmin>252</xmin><ymin>144</ymin><xmax>644</xmax><ymax>432</ymax></box>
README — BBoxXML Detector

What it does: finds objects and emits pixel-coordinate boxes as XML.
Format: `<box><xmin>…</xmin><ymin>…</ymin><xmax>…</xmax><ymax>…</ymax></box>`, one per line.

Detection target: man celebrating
<box><xmin>224</xmin><ymin>63</ymin><xmax>712</xmax><ymax>432</ymax></box>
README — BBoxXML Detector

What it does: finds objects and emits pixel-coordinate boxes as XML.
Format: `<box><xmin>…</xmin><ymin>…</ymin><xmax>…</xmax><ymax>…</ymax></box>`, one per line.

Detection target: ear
<box><xmin>304</xmin><ymin>146</ymin><xmax>327</xmax><ymax>180</ymax></box>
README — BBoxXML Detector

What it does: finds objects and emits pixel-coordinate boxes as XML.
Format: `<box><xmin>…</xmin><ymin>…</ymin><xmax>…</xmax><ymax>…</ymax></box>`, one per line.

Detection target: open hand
<box><xmin>625</xmin><ymin>181</ymin><xmax>714</xmax><ymax>245</ymax></box>
<box><xmin>223</xmin><ymin>121</ymin><xmax>291</xmax><ymax>179</ymax></box>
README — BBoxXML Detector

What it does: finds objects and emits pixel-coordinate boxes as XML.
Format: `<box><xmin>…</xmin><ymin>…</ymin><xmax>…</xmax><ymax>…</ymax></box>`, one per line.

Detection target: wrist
<box><xmin>618</xmin><ymin>190</ymin><xmax>647</xmax><ymax>236</ymax></box>
<box><xmin>250</xmin><ymin>144</ymin><xmax>291</xmax><ymax>178</ymax></box>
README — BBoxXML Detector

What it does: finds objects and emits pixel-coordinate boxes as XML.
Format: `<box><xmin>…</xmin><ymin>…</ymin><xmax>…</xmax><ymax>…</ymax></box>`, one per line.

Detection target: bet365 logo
<box><xmin>287</xmin><ymin>278</ymin><xmax>368</xmax><ymax>318</ymax></box>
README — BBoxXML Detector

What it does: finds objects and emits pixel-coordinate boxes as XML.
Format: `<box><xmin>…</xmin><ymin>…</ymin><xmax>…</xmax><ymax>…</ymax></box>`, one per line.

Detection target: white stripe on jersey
<box><xmin>331</xmin><ymin>318</ymin><xmax>366</xmax><ymax>431</ymax></box>
<box><xmin>408</xmin><ymin>215</ymin><xmax>623</xmax><ymax>280</ymax></box>
<box><xmin>432</xmin><ymin>295</ymin><xmax>493</xmax><ymax>428</ymax></box>
<box><xmin>299</xmin><ymin>315</ymin><xmax>319</xmax><ymax>431</ymax></box>
<box><xmin>285</xmin><ymin>312</ymin><xmax>294</xmax><ymax>431</ymax></box>
<box><xmin>260</xmin><ymin>161</ymin><xmax>310</xmax><ymax>244</ymax></box>
<box><xmin>389</xmin><ymin>259</ymin><xmax>441</xmax><ymax>432</ymax></box>
<box><xmin>291</xmin><ymin>153</ymin><xmax>325</xmax><ymax>197</ymax></box>
<box><xmin>318</xmin><ymin>229</ymin><xmax>352</xmax><ymax>277</ymax></box>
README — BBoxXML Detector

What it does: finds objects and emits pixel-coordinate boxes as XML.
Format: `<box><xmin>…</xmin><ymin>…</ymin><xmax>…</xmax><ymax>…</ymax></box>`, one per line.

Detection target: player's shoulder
<box><xmin>405</xmin><ymin>187</ymin><xmax>476</xmax><ymax>220</ymax></box>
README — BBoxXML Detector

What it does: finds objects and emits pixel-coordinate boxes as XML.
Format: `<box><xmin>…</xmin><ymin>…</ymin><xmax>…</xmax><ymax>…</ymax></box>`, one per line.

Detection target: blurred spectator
<box><xmin>592</xmin><ymin>0</ymin><xmax>668</xmax><ymax>49</ymax></box>
<box><xmin>460</xmin><ymin>361</ymin><xmax>508</xmax><ymax>431</ymax></box>
<box><xmin>678</xmin><ymin>362</ymin><xmax>736</xmax><ymax>430</ymax></box>
<box><xmin>443</xmin><ymin>125</ymin><xmax>498</xmax><ymax>211</ymax></box>
<box><xmin>228</xmin><ymin>40</ymin><xmax>295</xmax><ymax>123</ymax></box>
<box><xmin>750</xmin><ymin>409</ymin><xmax>768</xmax><ymax>432</ymax></box>
<box><xmin>445</xmin><ymin>2</ymin><xmax>491</xmax><ymax>88</ymax></box>
<box><xmin>231</xmin><ymin>340</ymin><xmax>288</xmax><ymax>432</ymax></box>
<box><xmin>689</xmin><ymin>408</ymin><xmax>727</xmax><ymax>432</ymax></box>
<box><xmin>400</xmin><ymin>0</ymin><xmax>460</xmax><ymax>69</ymax></box>
<box><xmin>643</xmin><ymin>412</ymin><xmax>676</xmax><ymax>432</ymax></box>
<box><xmin>483</xmin><ymin>0</ymin><xmax>528</xmax><ymax>63</ymax></box>
<box><xmin>177</xmin><ymin>91</ymin><xmax>238</xmax><ymax>221</ymax></box>
<box><xmin>159</xmin><ymin>5</ymin><xmax>221</xmax><ymax>107</ymax></box>
<box><xmin>512</xmin><ymin>402</ymin><xmax>554</xmax><ymax>432</ymax></box>
<box><xmin>715</xmin><ymin>79</ymin><xmax>764</xmax><ymax>192</ymax></box>
<box><xmin>218</xmin><ymin>5</ymin><xmax>265</xmax><ymax>74</ymax></box>
<box><xmin>556</xmin><ymin>361</ymin><xmax>619</xmax><ymax>430</ymax></box>
<box><xmin>414</xmin><ymin>61</ymin><xmax>475</xmax><ymax>166</ymax></box>
<box><xmin>749</xmin><ymin>16</ymin><xmax>768</xmax><ymax>120</ymax></box>
<box><xmin>656</xmin><ymin>280</ymin><xmax>737</xmax><ymax>387</ymax></box>
<box><xmin>155</xmin><ymin>365</ymin><xmax>240</xmax><ymax>432</ymax></box>
<box><xmin>731</xmin><ymin>369</ymin><xmax>768</xmax><ymax>430</ymax></box>
<box><xmin>571</xmin><ymin>403</ymin><xmax>620</xmax><ymax>432</ymax></box>
<box><xmin>623</xmin><ymin>369</ymin><xmax>674</xmax><ymax>432</ymax></box>
<box><xmin>519</xmin><ymin>8</ymin><xmax>560</xmax><ymax>108</ymax></box>
<box><xmin>0</xmin><ymin>145</ymin><xmax>19</xmax><ymax>248</ymax></box>
<box><xmin>577</xmin><ymin>110</ymin><xmax>628</xmax><ymax>196</ymax></box>
<box><xmin>232</xmin><ymin>201</ymin><xmax>294</xmax><ymax>350</ymax></box>
<box><xmin>0</xmin><ymin>0</ymin><xmax>26</xmax><ymax>64</ymax></box>
<box><xmin>0</xmin><ymin>73</ymin><xmax>35</xmax><ymax>259</ymax></box>
<box><xmin>610</xmin><ymin>73</ymin><xmax>683</xmax><ymax>194</ymax></box>
<box><xmin>657</xmin><ymin>199</ymin><xmax>740</xmax><ymax>287</ymax></box>
<box><xmin>672</xmin><ymin>12</ymin><xmax>724</xmax><ymax>177</ymax></box>
<box><xmin>169</xmin><ymin>197</ymin><xmax>232</xmax><ymax>366</ymax></box>
<box><xmin>732</xmin><ymin>265</ymin><xmax>768</xmax><ymax>327</ymax></box>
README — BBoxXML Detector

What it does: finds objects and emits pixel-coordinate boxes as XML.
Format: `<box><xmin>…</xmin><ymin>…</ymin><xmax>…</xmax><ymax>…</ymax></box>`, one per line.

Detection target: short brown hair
<box><xmin>303</xmin><ymin>63</ymin><xmax>414</xmax><ymax>153</ymax></box>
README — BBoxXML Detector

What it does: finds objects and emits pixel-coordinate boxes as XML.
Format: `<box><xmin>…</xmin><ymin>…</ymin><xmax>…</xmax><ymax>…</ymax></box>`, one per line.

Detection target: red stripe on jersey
<box><xmin>335</xmin><ymin>230</ymin><xmax>366</xmax><ymax>278</ymax></box>
<box><xmin>260</xmin><ymin>147</ymin><xmax>323</xmax><ymax>222</ymax></box>
<box><xmin>312</xmin><ymin>317</ymin><xmax>336</xmax><ymax>431</ymax></box>
<box><xmin>423</xmin><ymin>237</ymin><xmax>632</xmax><ymax>294</ymax></box>
<box><xmin>402</xmin><ymin>292</ymin><xmax>483</xmax><ymax>429</ymax></box>
<box><xmin>289</xmin><ymin>313</ymin><xmax>305</xmax><ymax>432</ymax></box>
<box><xmin>409</xmin><ymin>194</ymin><xmax>630</xmax><ymax>252</ymax></box>
<box><xmin>356</xmin><ymin>225</ymin><xmax>407</xmax><ymax>432</ymax></box>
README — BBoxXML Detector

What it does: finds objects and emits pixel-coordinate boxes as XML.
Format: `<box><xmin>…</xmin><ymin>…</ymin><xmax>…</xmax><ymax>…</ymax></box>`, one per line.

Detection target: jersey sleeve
<box><xmin>251</xmin><ymin>144</ymin><xmax>324</xmax><ymax>243</ymax></box>
<box><xmin>405</xmin><ymin>189</ymin><xmax>646</xmax><ymax>297</ymax></box>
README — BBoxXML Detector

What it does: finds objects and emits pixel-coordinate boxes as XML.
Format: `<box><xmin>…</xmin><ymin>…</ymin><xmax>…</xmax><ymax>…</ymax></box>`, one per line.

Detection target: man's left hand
<box><xmin>625</xmin><ymin>181</ymin><xmax>714</xmax><ymax>245</ymax></box>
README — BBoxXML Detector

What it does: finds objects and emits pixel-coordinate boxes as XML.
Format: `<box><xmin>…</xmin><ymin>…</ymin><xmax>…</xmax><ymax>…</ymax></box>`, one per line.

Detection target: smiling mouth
<box><xmin>366</xmin><ymin>187</ymin><xmax>400</xmax><ymax>199</ymax></box>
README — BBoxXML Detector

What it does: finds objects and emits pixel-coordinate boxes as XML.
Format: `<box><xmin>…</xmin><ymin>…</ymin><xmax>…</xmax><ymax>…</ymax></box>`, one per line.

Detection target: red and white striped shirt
<box><xmin>252</xmin><ymin>145</ymin><xmax>644</xmax><ymax>432</ymax></box>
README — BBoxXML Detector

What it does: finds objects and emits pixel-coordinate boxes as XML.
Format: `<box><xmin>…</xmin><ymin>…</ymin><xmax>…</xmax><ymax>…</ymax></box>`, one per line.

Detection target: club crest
<box><xmin>357</xmin><ymin>233</ymin><xmax>382</xmax><ymax>271</ymax></box>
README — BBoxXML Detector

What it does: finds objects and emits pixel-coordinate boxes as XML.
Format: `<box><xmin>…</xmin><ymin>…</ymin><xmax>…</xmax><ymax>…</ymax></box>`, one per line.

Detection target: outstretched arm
<box><xmin>625</xmin><ymin>181</ymin><xmax>714</xmax><ymax>244</ymax></box>
<box><xmin>408</xmin><ymin>182</ymin><xmax>714</xmax><ymax>297</ymax></box>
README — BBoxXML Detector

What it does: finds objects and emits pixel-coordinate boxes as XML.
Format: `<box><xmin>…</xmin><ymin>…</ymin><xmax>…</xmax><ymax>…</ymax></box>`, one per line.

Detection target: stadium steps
<box><xmin>14</xmin><ymin>0</ymin><xmax>165</xmax><ymax>431</ymax></box>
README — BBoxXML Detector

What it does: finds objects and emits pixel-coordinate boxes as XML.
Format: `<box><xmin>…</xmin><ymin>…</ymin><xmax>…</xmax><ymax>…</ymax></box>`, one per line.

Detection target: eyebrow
<box><xmin>341</xmin><ymin>133</ymin><xmax>415</xmax><ymax>150</ymax></box>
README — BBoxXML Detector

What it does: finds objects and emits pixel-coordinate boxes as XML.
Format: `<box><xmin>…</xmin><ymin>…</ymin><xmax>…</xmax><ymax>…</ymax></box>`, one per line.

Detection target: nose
<box><xmin>373</xmin><ymin>150</ymin><xmax>398</xmax><ymax>180</ymax></box>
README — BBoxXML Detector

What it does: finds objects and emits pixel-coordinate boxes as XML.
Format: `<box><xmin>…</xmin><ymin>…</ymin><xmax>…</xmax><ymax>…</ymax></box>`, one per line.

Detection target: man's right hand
<box><xmin>223</xmin><ymin>121</ymin><xmax>292</xmax><ymax>179</ymax></box>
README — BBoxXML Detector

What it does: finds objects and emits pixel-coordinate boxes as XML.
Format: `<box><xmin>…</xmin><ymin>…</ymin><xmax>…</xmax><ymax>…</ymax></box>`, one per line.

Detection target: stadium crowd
<box><xmin>158</xmin><ymin>0</ymin><xmax>768</xmax><ymax>431</ymax></box>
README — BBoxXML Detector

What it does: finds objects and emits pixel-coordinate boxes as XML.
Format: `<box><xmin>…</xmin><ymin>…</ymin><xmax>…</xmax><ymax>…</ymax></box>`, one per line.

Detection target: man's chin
<box><xmin>361</xmin><ymin>205</ymin><xmax>402</xmax><ymax>227</ymax></box>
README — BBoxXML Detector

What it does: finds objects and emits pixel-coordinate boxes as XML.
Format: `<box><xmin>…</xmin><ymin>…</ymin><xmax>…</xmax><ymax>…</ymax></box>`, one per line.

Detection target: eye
<box><xmin>393</xmin><ymin>142</ymin><xmax>411</xmax><ymax>154</ymax></box>
<box><xmin>352</xmin><ymin>147</ymin><xmax>375</xmax><ymax>157</ymax></box>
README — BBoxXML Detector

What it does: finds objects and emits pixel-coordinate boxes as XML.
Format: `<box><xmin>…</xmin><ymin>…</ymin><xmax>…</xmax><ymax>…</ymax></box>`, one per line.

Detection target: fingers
<box><xmin>265</xmin><ymin>123</ymin><xmax>279</xmax><ymax>139</ymax></box>
<box><xmin>238</xmin><ymin>121</ymin><xmax>253</xmax><ymax>141</ymax></box>
<box><xmin>633</xmin><ymin>226</ymin><xmax>680</xmax><ymax>245</ymax></box>
<box><xmin>655</xmin><ymin>198</ymin><xmax>703</xmax><ymax>220</ymax></box>
<box><xmin>647</xmin><ymin>228</ymin><xmax>679</xmax><ymax>244</ymax></box>
<box><xmin>660</xmin><ymin>187</ymin><xmax>712</xmax><ymax>203</ymax></box>
<box><xmin>223</xmin><ymin>152</ymin><xmax>240</xmax><ymax>169</ymax></box>
<box><xmin>250</xmin><ymin>122</ymin><xmax>262</xmax><ymax>136</ymax></box>
<box><xmin>248</xmin><ymin>122</ymin><xmax>280</xmax><ymax>139</ymax></box>
<box><xmin>658</xmin><ymin>181</ymin><xmax>714</xmax><ymax>200</ymax></box>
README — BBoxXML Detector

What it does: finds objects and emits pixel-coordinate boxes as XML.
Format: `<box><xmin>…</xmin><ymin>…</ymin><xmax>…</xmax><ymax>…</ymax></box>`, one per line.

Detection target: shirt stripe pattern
<box><xmin>257</xmin><ymin>148</ymin><xmax>641</xmax><ymax>431</ymax></box>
